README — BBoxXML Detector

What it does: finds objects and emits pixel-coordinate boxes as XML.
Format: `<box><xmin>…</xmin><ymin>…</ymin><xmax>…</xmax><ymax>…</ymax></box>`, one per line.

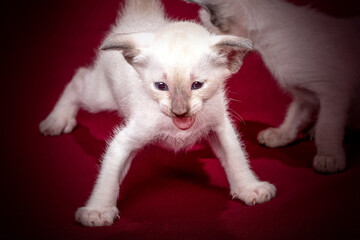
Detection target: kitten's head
<box><xmin>101</xmin><ymin>22</ymin><xmax>251</xmax><ymax>130</ymax></box>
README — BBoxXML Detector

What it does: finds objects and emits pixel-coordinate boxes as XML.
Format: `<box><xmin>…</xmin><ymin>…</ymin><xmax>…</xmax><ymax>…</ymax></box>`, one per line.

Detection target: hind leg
<box><xmin>258</xmin><ymin>89</ymin><xmax>318</xmax><ymax>147</ymax></box>
<box><xmin>39</xmin><ymin>67</ymin><xmax>116</xmax><ymax>136</ymax></box>
<box><xmin>312</xmin><ymin>94</ymin><xmax>349</xmax><ymax>173</ymax></box>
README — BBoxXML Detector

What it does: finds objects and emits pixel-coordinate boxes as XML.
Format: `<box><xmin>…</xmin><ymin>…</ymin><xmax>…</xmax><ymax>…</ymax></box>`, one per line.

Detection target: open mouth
<box><xmin>172</xmin><ymin>115</ymin><xmax>196</xmax><ymax>130</ymax></box>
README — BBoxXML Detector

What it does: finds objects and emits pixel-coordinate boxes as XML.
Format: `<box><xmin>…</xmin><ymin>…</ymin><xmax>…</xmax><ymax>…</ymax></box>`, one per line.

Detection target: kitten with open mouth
<box><xmin>40</xmin><ymin>0</ymin><xmax>276</xmax><ymax>227</ymax></box>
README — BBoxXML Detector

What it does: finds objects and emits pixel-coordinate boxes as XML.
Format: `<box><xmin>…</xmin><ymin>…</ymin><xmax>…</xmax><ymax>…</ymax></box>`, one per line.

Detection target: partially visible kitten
<box><xmin>189</xmin><ymin>0</ymin><xmax>360</xmax><ymax>173</ymax></box>
<box><xmin>39</xmin><ymin>0</ymin><xmax>276</xmax><ymax>227</ymax></box>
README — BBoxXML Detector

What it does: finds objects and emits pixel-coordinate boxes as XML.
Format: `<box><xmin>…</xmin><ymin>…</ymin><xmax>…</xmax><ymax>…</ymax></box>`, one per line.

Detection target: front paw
<box><xmin>75</xmin><ymin>206</ymin><xmax>119</xmax><ymax>227</ymax></box>
<box><xmin>232</xmin><ymin>181</ymin><xmax>276</xmax><ymax>205</ymax></box>
<box><xmin>258</xmin><ymin>127</ymin><xmax>295</xmax><ymax>148</ymax></box>
<box><xmin>39</xmin><ymin>114</ymin><xmax>76</xmax><ymax>136</ymax></box>
<box><xmin>313</xmin><ymin>154</ymin><xmax>346</xmax><ymax>174</ymax></box>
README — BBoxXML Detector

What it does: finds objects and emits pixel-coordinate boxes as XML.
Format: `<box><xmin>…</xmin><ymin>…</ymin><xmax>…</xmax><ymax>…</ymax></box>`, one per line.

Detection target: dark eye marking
<box><xmin>154</xmin><ymin>82</ymin><xmax>169</xmax><ymax>91</ymax></box>
<box><xmin>191</xmin><ymin>81</ymin><xmax>204</xmax><ymax>90</ymax></box>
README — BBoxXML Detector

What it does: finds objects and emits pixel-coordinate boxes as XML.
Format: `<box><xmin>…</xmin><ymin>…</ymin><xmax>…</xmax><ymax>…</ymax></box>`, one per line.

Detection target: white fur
<box><xmin>39</xmin><ymin>0</ymin><xmax>276</xmax><ymax>227</ymax></box>
<box><xmin>196</xmin><ymin>0</ymin><xmax>360</xmax><ymax>173</ymax></box>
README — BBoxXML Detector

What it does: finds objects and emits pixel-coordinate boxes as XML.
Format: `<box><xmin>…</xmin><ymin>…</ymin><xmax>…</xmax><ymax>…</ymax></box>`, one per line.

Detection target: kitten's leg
<box><xmin>312</xmin><ymin>95</ymin><xmax>348</xmax><ymax>173</ymax></box>
<box><xmin>39</xmin><ymin>67</ymin><xmax>115</xmax><ymax>136</ymax></box>
<box><xmin>39</xmin><ymin>69</ymin><xmax>83</xmax><ymax>136</ymax></box>
<box><xmin>258</xmin><ymin>92</ymin><xmax>317</xmax><ymax>147</ymax></box>
<box><xmin>209</xmin><ymin>116</ymin><xmax>276</xmax><ymax>205</ymax></box>
<box><xmin>75</xmin><ymin>121</ymin><xmax>148</xmax><ymax>227</ymax></box>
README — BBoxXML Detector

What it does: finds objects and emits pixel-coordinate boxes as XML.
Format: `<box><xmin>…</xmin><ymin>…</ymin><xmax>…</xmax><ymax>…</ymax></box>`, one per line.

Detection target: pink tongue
<box><xmin>172</xmin><ymin>116</ymin><xmax>196</xmax><ymax>130</ymax></box>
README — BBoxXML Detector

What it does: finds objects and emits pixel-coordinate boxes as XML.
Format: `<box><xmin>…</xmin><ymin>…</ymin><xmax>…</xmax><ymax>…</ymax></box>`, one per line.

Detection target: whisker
<box><xmin>228</xmin><ymin>98</ymin><xmax>242</xmax><ymax>104</ymax></box>
<box><xmin>226</xmin><ymin>89</ymin><xmax>242</xmax><ymax>96</ymax></box>
<box><xmin>228</xmin><ymin>108</ymin><xmax>246</xmax><ymax>126</ymax></box>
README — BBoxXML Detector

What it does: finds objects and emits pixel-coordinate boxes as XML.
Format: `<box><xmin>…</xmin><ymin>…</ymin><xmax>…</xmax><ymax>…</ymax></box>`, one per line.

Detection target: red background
<box><xmin>2</xmin><ymin>0</ymin><xmax>360</xmax><ymax>239</ymax></box>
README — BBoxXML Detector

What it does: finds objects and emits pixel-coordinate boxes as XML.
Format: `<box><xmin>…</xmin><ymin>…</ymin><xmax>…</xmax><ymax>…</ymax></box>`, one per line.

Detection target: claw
<box><xmin>231</xmin><ymin>193</ymin><xmax>237</xmax><ymax>200</ymax></box>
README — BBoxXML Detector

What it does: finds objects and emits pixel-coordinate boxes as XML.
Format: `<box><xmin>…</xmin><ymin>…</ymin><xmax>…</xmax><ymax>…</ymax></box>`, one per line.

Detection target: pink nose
<box><xmin>171</xmin><ymin>87</ymin><xmax>190</xmax><ymax>117</ymax></box>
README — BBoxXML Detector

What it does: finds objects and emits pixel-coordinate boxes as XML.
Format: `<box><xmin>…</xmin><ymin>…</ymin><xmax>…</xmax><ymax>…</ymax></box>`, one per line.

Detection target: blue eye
<box><xmin>191</xmin><ymin>81</ymin><xmax>204</xmax><ymax>90</ymax></box>
<box><xmin>154</xmin><ymin>82</ymin><xmax>169</xmax><ymax>91</ymax></box>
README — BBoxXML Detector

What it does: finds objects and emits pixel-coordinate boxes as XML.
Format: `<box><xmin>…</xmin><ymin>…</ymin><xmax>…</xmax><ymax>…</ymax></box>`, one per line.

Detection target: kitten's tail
<box><xmin>122</xmin><ymin>0</ymin><xmax>165</xmax><ymax>17</ymax></box>
<box><xmin>111</xmin><ymin>0</ymin><xmax>168</xmax><ymax>33</ymax></box>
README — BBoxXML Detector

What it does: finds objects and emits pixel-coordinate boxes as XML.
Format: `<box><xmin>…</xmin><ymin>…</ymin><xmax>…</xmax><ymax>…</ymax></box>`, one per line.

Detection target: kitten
<box><xmin>188</xmin><ymin>0</ymin><xmax>360</xmax><ymax>173</ymax></box>
<box><xmin>39</xmin><ymin>0</ymin><xmax>276</xmax><ymax>227</ymax></box>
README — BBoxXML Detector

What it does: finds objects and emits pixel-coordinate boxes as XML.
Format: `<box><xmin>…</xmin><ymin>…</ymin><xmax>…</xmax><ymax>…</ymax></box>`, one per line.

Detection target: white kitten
<box><xmin>39</xmin><ymin>0</ymin><xmax>276</xmax><ymax>227</ymax></box>
<box><xmin>191</xmin><ymin>0</ymin><xmax>360</xmax><ymax>173</ymax></box>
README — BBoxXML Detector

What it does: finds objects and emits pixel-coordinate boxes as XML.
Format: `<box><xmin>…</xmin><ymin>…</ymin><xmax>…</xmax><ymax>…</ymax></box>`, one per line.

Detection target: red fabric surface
<box><xmin>3</xmin><ymin>0</ymin><xmax>360</xmax><ymax>239</ymax></box>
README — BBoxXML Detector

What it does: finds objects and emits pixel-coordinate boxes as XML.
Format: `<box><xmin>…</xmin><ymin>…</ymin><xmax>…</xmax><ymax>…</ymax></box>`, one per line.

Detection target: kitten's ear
<box><xmin>210</xmin><ymin>35</ymin><xmax>252</xmax><ymax>73</ymax></box>
<box><xmin>100</xmin><ymin>32</ymin><xmax>155</xmax><ymax>66</ymax></box>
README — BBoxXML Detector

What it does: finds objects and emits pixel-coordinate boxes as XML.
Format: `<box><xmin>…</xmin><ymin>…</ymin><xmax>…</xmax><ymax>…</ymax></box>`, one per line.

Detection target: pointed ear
<box><xmin>211</xmin><ymin>35</ymin><xmax>252</xmax><ymax>73</ymax></box>
<box><xmin>100</xmin><ymin>32</ymin><xmax>155</xmax><ymax>66</ymax></box>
